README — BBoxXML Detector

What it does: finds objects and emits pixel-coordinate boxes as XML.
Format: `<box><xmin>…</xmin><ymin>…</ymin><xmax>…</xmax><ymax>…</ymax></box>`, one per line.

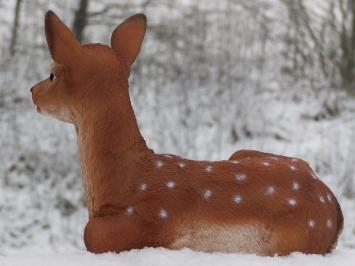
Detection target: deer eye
<box><xmin>49</xmin><ymin>73</ymin><xmax>55</xmax><ymax>81</ymax></box>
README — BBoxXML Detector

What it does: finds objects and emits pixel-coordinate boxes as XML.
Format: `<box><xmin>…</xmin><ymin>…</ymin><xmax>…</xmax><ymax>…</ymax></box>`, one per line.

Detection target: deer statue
<box><xmin>31</xmin><ymin>11</ymin><xmax>343</xmax><ymax>256</ymax></box>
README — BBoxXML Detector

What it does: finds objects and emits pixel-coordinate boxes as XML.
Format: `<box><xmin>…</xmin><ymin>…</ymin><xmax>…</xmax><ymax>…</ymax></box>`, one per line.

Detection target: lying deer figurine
<box><xmin>31</xmin><ymin>11</ymin><xmax>343</xmax><ymax>256</ymax></box>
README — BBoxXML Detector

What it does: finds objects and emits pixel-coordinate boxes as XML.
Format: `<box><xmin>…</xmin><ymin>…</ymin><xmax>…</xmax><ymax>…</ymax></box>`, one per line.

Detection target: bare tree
<box><xmin>9</xmin><ymin>0</ymin><xmax>23</xmax><ymax>56</ymax></box>
<box><xmin>72</xmin><ymin>0</ymin><xmax>90</xmax><ymax>42</ymax></box>
<box><xmin>281</xmin><ymin>0</ymin><xmax>355</xmax><ymax>93</ymax></box>
<box><xmin>339</xmin><ymin>0</ymin><xmax>355</xmax><ymax>91</ymax></box>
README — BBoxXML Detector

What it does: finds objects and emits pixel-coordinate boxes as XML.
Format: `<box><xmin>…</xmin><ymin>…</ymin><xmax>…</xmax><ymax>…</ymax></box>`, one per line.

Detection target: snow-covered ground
<box><xmin>1</xmin><ymin>248</ymin><xmax>355</xmax><ymax>266</ymax></box>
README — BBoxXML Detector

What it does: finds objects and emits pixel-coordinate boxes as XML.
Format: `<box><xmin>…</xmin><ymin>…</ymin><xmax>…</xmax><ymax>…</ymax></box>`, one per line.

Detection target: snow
<box><xmin>1</xmin><ymin>248</ymin><xmax>355</xmax><ymax>266</ymax></box>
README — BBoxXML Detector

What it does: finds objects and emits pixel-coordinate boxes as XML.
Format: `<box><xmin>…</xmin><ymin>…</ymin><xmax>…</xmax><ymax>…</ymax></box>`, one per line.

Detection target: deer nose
<box><xmin>30</xmin><ymin>86</ymin><xmax>34</xmax><ymax>93</ymax></box>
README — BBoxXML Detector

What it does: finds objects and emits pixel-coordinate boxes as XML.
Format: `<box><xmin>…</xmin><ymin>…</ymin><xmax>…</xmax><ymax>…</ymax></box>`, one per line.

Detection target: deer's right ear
<box><xmin>44</xmin><ymin>11</ymin><xmax>82</xmax><ymax>67</ymax></box>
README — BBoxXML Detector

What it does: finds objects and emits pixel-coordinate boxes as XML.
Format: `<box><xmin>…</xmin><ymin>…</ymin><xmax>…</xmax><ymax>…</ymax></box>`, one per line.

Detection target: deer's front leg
<box><xmin>84</xmin><ymin>214</ymin><xmax>146</xmax><ymax>253</ymax></box>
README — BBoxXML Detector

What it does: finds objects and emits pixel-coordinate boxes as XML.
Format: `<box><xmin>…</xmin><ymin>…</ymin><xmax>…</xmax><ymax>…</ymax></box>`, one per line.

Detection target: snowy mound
<box><xmin>1</xmin><ymin>248</ymin><xmax>355</xmax><ymax>266</ymax></box>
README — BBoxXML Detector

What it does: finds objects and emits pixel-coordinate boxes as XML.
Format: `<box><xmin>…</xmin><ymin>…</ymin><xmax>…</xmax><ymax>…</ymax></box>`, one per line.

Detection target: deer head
<box><xmin>31</xmin><ymin>11</ymin><xmax>146</xmax><ymax>124</ymax></box>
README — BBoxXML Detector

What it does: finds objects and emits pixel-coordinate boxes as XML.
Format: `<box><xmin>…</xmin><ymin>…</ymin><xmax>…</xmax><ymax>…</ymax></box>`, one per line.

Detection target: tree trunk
<box><xmin>9</xmin><ymin>0</ymin><xmax>23</xmax><ymax>56</ymax></box>
<box><xmin>348</xmin><ymin>0</ymin><xmax>355</xmax><ymax>91</ymax></box>
<box><xmin>341</xmin><ymin>0</ymin><xmax>355</xmax><ymax>91</ymax></box>
<box><xmin>72</xmin><ymin>0</ymin><xmax>89</xmax><ymax>42</ymax></box>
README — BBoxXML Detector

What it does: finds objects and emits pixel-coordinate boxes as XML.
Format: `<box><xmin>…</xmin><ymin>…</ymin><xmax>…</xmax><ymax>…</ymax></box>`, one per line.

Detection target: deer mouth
<box><xmin>36</xmin><ymin>106</ymin><xmax>41</xmax><ymax>113</ymax></box>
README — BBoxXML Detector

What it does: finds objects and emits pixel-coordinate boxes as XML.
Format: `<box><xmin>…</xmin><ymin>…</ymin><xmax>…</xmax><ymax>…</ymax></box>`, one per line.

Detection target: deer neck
<box><xmin>76</xmin><ymin>87</ymin><xmax>151</xmax><ymax>217</ymax></box>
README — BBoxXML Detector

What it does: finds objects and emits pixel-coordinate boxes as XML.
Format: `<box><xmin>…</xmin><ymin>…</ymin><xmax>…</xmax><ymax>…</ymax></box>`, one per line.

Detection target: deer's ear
<box><xmin>45</xmin><ymin>10</ymin><xmax>82</xmax><ymax>67</ymax></box>
<box><xmin>111</xmin><ymin>14</ymin><xmax>147</xmax><ymax>66</ymax></box>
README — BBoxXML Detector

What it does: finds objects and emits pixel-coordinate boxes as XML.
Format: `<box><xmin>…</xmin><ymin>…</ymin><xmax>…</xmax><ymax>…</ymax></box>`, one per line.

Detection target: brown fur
<box><xmin>31</xmin><ymin>11</ymin><xmax>343</xmax><ymax>256</ymax></box>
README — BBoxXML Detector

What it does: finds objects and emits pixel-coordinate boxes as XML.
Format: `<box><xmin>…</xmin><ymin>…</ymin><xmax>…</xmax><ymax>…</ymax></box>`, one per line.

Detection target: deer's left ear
<box><xmin>45</xmin><ymin>10</ymin><xmax>82</xmax><ymax>68</ymax></box>
<box><xmin>111</xmin><ymin>14</ymin><xmax>147</xmax><ymax>66</ymax></box>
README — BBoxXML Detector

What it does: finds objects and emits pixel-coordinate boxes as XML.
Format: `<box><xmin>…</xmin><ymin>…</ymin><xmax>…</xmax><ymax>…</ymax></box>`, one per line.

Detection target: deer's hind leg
<box><xmin>267</xmin><ymin>221</ymin><xmax>330</xmax><ymax>256</ymax></box>
<box><xmin>84</xmin><ymin>214</ymin><xmax>149</xmax><ymax>253</ymax></box>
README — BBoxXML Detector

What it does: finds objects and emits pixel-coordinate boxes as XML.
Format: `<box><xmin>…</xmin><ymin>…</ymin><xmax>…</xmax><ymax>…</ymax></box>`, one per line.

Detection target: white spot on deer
<box><xmin>319</xmin><ymin>195</ymin><xmax>325</xmax><ymax>203</ymax></box>
<box><xmin>291</xmin><ymin>158</ymin><xmax>299</xmax><ymax>162</ymax></box>
<box><xmin>126</xmin><ymin>206</ymin><xmax>134</xmax><ymax>215</ymax></box>
<box><xmin>164</xmin><ymin>154</ymin><xmax>173</xmax><ymax>158</ymax></box>
<box><xmin>311</xmin><ymin>172</ymin><xmax>318</xmax><ymax>179</ymax></box>
<box><xmin>262</xmin><ymin>161</ymin><xmax>270</xmax><ymax>167</ymax></box>
<box><xmin>270</xmin><ymin>156</ymin><xmax>279</xmax><ymax>160</ymax></box>
<box><xmin>288</xmin><ymin>198</ymin><xmax>297</xmax><ymax>207</ymax></box>
<box><xmin>166</xmin><ymin>180</ymin><xmax>176</xmax><ymax>189</ymax></box>
<box><xmin>203</xmin><ymin>190</ymin><xmax>212</xmax><ymax>201</ymax></box>
<box><xmin>205</xmin><ymin>165</ymin><xmax>213</xmax><ymax>172</ymax></box>
<box><xmin>289</xmin><ymin>165</ymin><xmax>297</xmax><ymax>171</ymax></box>
<box><xmin>159</xmin><ymin>208</ymin><xmax>168</xmax><ymax>219</ymax></box>
<box><xmin>156</xmin><ymin>160</ymin><xmax>164</xmax><ymax>168</ymax></box>
<box><xmin>326</xmin><ymin>193</ymin><xmax>332</xmax><ymax>202</ymax></box>
<box><xmin>292</xmin><ymin>181</ymin><xmax>300</xmax><ymax>191</ymax></box>
<box><xmin>139</xmin><ymin>183</ymin><xmax>147</xmax><ymax>191</ymax></box>
<box><xmin>230</xmin><ymin>160</ymin><xmax>240</xmax><ymax>164</ymax></box>
<box><xmin>178</xmin><ymin>162</ymin><xmax>186</xmax><ymax>168</ymax></box>
<box><xmin>308</xmin><ymin>219</ymin><xmax>316</xmax><ymax>228</ymax></box>
<box><xmin>326</xmin><ymin>219</ymin><xmax>332</xmax><ymax>229</ymax></box>
<box><xmin>265</xmin><ymin>186</ymin><xmax>275</xmax><ymax>195</ymax></box>
<box><xmin>235</xmin><ymin>173</ymin><xmax>247</xmax><ymax>182</ymax></box>
<box><xmin>233</xmin><ymin>195</ymin><xmax>242</xmax><ymax>205</ymax></box>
